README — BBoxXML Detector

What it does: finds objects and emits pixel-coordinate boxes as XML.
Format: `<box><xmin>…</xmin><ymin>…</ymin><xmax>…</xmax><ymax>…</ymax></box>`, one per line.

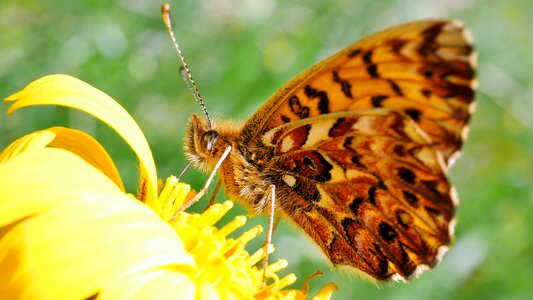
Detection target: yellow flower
<box><xmin>0</xmin><ymin>75</ymin><xmax>336</xmax><ymax>299</ymax></box>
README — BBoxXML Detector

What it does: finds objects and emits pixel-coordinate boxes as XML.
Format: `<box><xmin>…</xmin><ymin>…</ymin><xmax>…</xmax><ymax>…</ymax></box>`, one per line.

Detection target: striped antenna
<box><xmin>161</xmin><ymin>3</ymin><xmax>213</xmax><ymax>129</ymax></box>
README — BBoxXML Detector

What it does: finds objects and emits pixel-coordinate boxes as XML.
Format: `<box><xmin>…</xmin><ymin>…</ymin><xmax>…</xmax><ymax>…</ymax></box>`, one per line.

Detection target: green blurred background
<box><xmin>1</xmin><ymin>0</ymin><xmax>532</xmax><ymax>299</ymax></box>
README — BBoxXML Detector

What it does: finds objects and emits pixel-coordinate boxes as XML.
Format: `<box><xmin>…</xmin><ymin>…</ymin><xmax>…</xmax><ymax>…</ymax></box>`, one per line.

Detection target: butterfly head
<box><xmin>184</xmin><ymin>113</ymin><xmax>242</xmax><ymax>173</ymax></box>
<box><xmin>184</xmin><ymin>114</ymin><xmax>218</xmax><ymax>171</ymax></box>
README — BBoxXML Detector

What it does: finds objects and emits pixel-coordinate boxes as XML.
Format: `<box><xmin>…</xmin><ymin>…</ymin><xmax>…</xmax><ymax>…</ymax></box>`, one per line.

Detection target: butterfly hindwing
<box><xmin>261</xmin><ymin>110</ymin><xmax>455</xmax><ymax>280</ymax></box>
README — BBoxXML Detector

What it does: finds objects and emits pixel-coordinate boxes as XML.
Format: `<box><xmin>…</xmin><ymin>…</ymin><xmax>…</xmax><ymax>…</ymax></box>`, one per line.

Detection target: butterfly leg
<box><xmin>202</xmin><ymin>179</ymin><xmax>222</xmax><ymax>213</ymax></box>
<box><xmin>260</xmin><ymin>184</ymin><xmax>277</xmax><ymax>288</ymax></box>
<box><xmin>176</xmin><ymin>161</ymin><xmax>192</xmax><ymax>179</ymax></box>
<box><xmin>177</xmin><ymin>145</ymin><xmax>232</xmax><ymax>213</ymax></box>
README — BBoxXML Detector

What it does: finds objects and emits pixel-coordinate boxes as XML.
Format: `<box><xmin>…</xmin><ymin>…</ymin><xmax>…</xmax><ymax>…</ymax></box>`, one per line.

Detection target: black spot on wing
<box><xmin>389</xmin><ymin>38</ymin><xmax>407</xmax><ymax>54</ymax></box>
<box><xmin>289</xmin><ymin>95</ymin><xmax>310</xmax><ymax>119</ymax></box>
<box><xmin>419</xmin><ymin>22</ymin><xmax>445</xmax><ymax>57</ymax></box>
<box><xmin>421</xmin><ymin>180</ymin><xmax>441</xmax><ymax>197</ymax></box>
<box><xmin>397</xmin><ymin>167</ymin><xmax>416</xmax><ymax>184</ymax></box>
<box><xmin>303</xmin><ymin>156</ymin><xmax>315</xmax><ymax>170</ymax></box>
<box><xmin>443</xmin><ymin>84</ymin><xmax>475</xmax><ymax>101</ymax></box>
<box><xmin>376</xmin><ymin>175</ymin><xmax>387</xmax><ymax>190</ymax></box>
<box><xmin>371</xmin><ymin>95</ymin><xmax>388</xmax><ymax>108</ymax></box>
<box><xmin>378</xmin><ymin>222</ymin><xmax>398</xmax><ymax>243</ymax></box>
<box><xmin>292</xmin><ymin>151</ymin><xmax>333</xmax><ymax>183</ymax></box>
<box><xmin>367</xmin><ymin>64</ymin><xmax>379</xmax><ymax>78</ymax></box>
<box><xmin>389</xmin><ymin>80</ymin><xmax>404</xmax><ymax>96</ymax></box>
<box><xmin>351</xmin><ymin>155</ymin><xmax>364</xmax><ymax>168</ymax></box>
<box><xmin>402</xmin><ymin>190</ymin><xmax>419</xmax><ymax>206</ymax></box>
<box><xmin>349</xmin><ymin>197</ymin><xmax>364</xmax><ymax>214</ymax></box>
<box><xmin>363</xmin><ymin>51</ymin><xmax>373</xmax><ymax>64</ymax></box>
<box><xmin>421</xmin><ymin>89</ymin><xmax>432</xmax><ymax>98</ymax></box>
<box><xmin>404</xmin><ymin>108</ymin><xmax>421</xmax><ymax>122</ymax></box>
<box><xmin>425</xmin><ymin>206</ymin><xmax>441</xmax><ymax>216</ymax></box>
<box><xmin>332</xmin><ymin>70</ymin><xmax>353</xmax><ymax>98</ymax></box>
<box><xmin>421</xmin><ymin>22</ymin><xmax>445</xmax><ymax>42</ymax></box>
<box><xmin>393</xmin><ymin>144</ymin><xmax>406</xmax><ymax>157</ymax></box>
<box><xmin>304</xmin><ymin>85</ymin><xmax>330</xmax><ymax>114</ymax></box>
<box><xmin>348</xmin><ymin>48</ymin><xmax>361</xmax><ymax>58</ymax></box>
<box><xmin>368</xmin><ymin>186</ymin><xmax>377</xmax><ymax>205</ymax></box>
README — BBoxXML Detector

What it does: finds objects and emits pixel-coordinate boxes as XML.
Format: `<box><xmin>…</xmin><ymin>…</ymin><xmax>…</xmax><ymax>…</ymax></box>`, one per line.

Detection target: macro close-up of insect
<box><xmin>1</xmin><ymin>1</ymin><xmax>532</xmax><ymax>299</ymax></box>
<box><xmin>172</xmin><ymin>10</ymin><xmax>476</xmax><ymax>282</ymax></box>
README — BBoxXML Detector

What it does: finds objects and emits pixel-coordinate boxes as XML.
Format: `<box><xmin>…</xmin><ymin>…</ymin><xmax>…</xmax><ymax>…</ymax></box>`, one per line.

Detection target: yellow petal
<box><xmin>0</xmin><ymin>147</ymin><xmax>121</xmax><ymax>226</ymax></box>
<box><xmin>198</xmin><ymin>281</ymin><xmax>220</xmax><ymax>300</ymax></box>
<box><xmin>99</xmin><ymin>269</ymin><xmax>196</xmax><ymax>300</ymax></box>
<box><xmin>46</xmin><ymin>126</ymin><xmax>124</xmax><ymax>191</ymax></box>
<box><xmin>0</xmin><ymin>193</ymin><xmax>194</xmax><ymax>300</ymax></box>
<box><xmin>0</xmin><ymin>139</ymin><xmax>193</xmax><ymax>299</ymax></box>
<box><xmin>0</xmin><ymin>130</ymin><xmax>55</xmax><ymax>163</ymax></box>
<box><xmin>0</xmin><ymin>127</ymin><xmax>124</xmax><ymax>191</ymax></box>
<box><xmin>4</xmin><ymin>74</ymin><xmax>157</xmax><ymax>202</ymax></box>
<box><xmin>310</xmin><ymin>283</ymin><xmax>338</xmax><ymax>300</ymax></box>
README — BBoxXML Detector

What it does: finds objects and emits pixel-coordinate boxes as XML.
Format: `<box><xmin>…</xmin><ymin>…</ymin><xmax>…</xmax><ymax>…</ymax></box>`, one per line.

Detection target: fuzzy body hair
<box><xmin>184</xmin><ymin>114</ymin><xmax>279</xmax><ymax>212</ymax></box>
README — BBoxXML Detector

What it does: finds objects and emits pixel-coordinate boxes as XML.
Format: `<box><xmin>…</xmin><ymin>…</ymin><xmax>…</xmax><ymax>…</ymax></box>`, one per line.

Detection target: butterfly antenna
<box><xmin>161</xmin><ymin>3</ymin><xmax>213</xmax><ymax>130</ymax></box>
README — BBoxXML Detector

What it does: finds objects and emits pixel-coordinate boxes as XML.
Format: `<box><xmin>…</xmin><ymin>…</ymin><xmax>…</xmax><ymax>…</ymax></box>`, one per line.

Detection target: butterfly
<box><xmin>183</xmin><ymin>19</ymin><xmax>476</xmax><ymax>282</ymax></box>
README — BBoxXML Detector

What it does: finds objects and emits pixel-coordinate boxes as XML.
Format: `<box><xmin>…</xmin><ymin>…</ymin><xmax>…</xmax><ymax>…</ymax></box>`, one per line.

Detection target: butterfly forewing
<box><xmin>241</xmin><ymin>20</ymin><xmax>476</xmax><ymax>165</ymax></box>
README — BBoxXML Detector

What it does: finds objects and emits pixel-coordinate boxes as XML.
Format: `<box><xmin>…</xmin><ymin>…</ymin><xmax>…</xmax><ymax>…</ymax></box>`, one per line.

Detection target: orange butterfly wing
<box><xmin>237</xmin><ymin>20</ymin><xmax>475</xmax><ymax>281</ymax></box>
<box><xmin>241</xmin><ymin>19</ymin><xmax>476</xmax><ymax>165</ymax></box>
<box><xmin>259</xmin><ymin>110</ymin><xmax>454</xmax><ymax>280</ymax></box>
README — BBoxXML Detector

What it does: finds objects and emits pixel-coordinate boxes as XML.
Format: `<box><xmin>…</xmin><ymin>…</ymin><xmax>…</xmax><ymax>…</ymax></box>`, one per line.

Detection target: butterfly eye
<box><xmin>201</xmin><ymin>130</ymin><xmax>219</xmax><ymax>152</ymax></box>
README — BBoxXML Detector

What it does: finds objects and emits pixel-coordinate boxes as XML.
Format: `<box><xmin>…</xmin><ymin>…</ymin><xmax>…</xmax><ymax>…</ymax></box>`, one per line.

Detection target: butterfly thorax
<box><xmin>184</xmin><ymin>114</ymin><xmax>274</xmax><ymax>212</ymax></box>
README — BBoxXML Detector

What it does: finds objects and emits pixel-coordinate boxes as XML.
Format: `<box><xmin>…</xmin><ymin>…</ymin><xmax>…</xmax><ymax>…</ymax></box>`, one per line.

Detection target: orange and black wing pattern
<box><xmin>260</xmin><ymin>110</ymin><xmax>455</xmax><ymax>281</ymax></box>
<box><xmin>242</xmin><ymin>19</ymin><xmax>476</xmax><ymax>165</ymax></box>
<box><xmin>240</xmin><ymin>20</ymin><xmax>475</xmax><ymax>281</ymax></box>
